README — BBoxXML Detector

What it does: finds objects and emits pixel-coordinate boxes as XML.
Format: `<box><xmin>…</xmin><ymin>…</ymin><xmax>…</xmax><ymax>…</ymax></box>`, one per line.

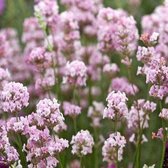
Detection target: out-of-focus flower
<box><xmin>63</xmin><ymin>60</ymin><xmax>87</xmax><ymax>87</ymax></box>
<box><xmin>69</xmin><ymin>160</ymin><xmax>80</xmax><ymax>168</ymax></box>
<box><xmin>97</xmin><ymin>8</ymin><xmax>139</xmax><ymax>59</ymax></box>
<box><xmin>63</xmin><ymin>102</ymin><xmax>81</xmax><ymax>117</ymax></box>
<box><xmin>28</xmin><ymin>47</ymin><xmax>53</xmax><ymax>69</ymax></box>
<box><xmin>0</xmin><ymin>0</ymin><xmax>5</xmax><ymax>15</ymax></box>
<box><xmin>34</xmin><ymin>0</ymin><xmax>59</xmax><ymax>29</ymax></box>
<box><xmin>159</xmin><ymin>108</ymin><xmax>168</xmax><ymax>120</ymax></box>
<box><xmin>88</xmin><ymin>101</ymin><xmax>104</xmax><ymax>127</ymax></box>
<box><xmin>103</xmin><ymin>63</ymin><xmax>119</xmax><ymax>77</ymax></box>
<box><xmin>109</xmin><ymin>77</ymin><xmax>138</xmax><ymax>96</ymax></box>
<box><xmin>152</xmin><ymin>128</ymin><xmax>164</xmax><ymax>140</ymax></box>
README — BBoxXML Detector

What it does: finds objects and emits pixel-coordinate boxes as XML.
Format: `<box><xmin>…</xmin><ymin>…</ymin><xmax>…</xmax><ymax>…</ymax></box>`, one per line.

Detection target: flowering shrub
<box><xmin>0</xmin><ymin>0</ymin><xmax>168</xmax><ymax>168</ymax></box>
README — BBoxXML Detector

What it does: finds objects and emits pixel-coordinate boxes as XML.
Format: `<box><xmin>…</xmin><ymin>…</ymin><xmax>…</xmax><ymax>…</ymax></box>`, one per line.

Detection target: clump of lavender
<box><xmin>102</xmin><ymin>132</ymin><xmax>126</xmax><ymax>164</ymax></box>
<box><xmin>103</xmin><ymin>91</ymin><xmax>128</xmax><ymax>120</ymax></box>
<box><xmin>0</xmin><ymin>82</ymin><xmax>29</xmax><ymax>113</ymax></box>
<box><xmin>71</xmin><ymin>130</ymin><xmax>94</xmax><ymax>156</ymax></box>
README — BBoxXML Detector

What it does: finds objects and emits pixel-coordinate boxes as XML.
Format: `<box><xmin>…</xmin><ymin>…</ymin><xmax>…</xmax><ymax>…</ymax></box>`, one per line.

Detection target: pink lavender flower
<box><xmin>136</xmin><ymin>46</ymin><xmax>155</xmax><ymax>64</ymax></box>
<box><xmin>142</xmin><ymin>1</ymin><xmax>168</xmax><ymax>59</ymax></box>
<box><xmin>79</xmin><ymin>46</ymin><xmax>109</xmax><ymax>81</ymax></box>
<box><xmin>97</xmin><ymin>8</ymin><xmax>139</xmax><ymax>57</ymax></box>
<box><xmin>34</xmin><ymin>0</ymin><xmax>59</xmax><ymax>29</ymax></box>
<box><xmin>137</xmin><ymin>42</ymin><xmax>168</xmax><ymax>99</ymax></box>
<box><xmin>57</xmin><ymin>11</ymin><xmax>81</xmax><ymax>54</ymax></box>
<box><xmin>149</xmin><ymin>84</ymin><xmax>168</xmax><ymax>100</ymax></box>
<box><xmin>35</xmin><ymin>98</ymin><xmax>64</xmax><ymax>128</ymax></box>
<box><xmin>127</xmin><ymin>99</ymin><xmax>156</xmax><ymax>129</ymax></box>
<box><xmin>69</xmin><ymin>160</ymin><xmax>80</xmax><ymax>168</ymax></box>
<box><xmin>152</xmin><ymin>128</ymin><xmax>164</xmax><ymax>140</ymax></box>
<box><xmin>63</xmin><ymin>60</ymin><xmax>87</xmax><ymax>86</ymax></box>
<box><xmin>71</xmin><ymin>130</ymin><xmax>94</xmax><ymax>156</ymax></box>
<box><xmin>109</xmin><ymin>77</ymin><xmax>139</xmax><ymax>96</ymax></box>
<box><xmin>63</xmin><ymin>101</ymin><xmax>81</xmax><ymax>117</ymax></box>
<box><xmin>7</xmin><ymin>116</ymin><xmax>29</xmax><ymax>133</ymax></box>
<box><xmin>28</xmin><ymin>47</ymin><xmax>52</xmax><ymax>69</ymax></box>
<box><xmin>0</xmin><ymin>68</ymin><xmax>10</xmax><ymax>87</ymax></box>
<box><xmin>0</xmin><ymin>0</ymin><xmax>5</xmax><ymax>15</ymax></box>
<box><xmin>0</xmin><ymin>126</ymin><xmax>19</xmax><ymax>164</ymax></box>
<box><xmin>35</xmin><ymin>68</ymin><xmax>55</xmax><ymax>91</ymax></box>
<box><xmin>24</xmin><ymin>127</ymin><xmax>69</xmax><ymax>167</ymax></box>
<box><xmin>159</xmin><ymin>108</ymin><xmax>168</xmax><ymax>120</ymax></box>
<box><xmin>103</xmin><ymin>63</ymin><xmax>119</xmax><ymax>75</ymax></box>
<box><xmin>61</xmin><ymin>0</ymin><xmax>103</xmax><ymax>36</ymax></box>
<box><xmin>102</xmin><ymin>132</ymin><xmax>126</xmax><ymax>163</ymax></box>
<box><xmin>88</xmin><ymin>101</ymin><xmax>104</xmax><ymax>127</ymax></box>
<box><xmin>103</xmin><ymin>91</ymin><xmax>128</xmax><ymax>120</ymax></box>
<box><xmin>0</xmin><ymin>82</ymin><xmax>29</xmax><ymax>113</ymax></box>
<box><xmin>22</xmin><ymin>17</ymin><xmax>44</xmax><ymax>43</ymax></box>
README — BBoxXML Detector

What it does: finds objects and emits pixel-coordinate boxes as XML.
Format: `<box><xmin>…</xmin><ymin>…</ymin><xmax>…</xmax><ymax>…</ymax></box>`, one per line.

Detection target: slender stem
<box><xmin>73</xmin><ymin>117</ymin><xmax>77</xmax><ymax>133</ymax></box>
<box><xmin>94</xmin><ymin>127</ymin><xmax>98</xmax><ymax>168</ymax></box>
<box><xmin>160</xmin><ymin>136</ymin><xmax>166</xmax><ymax>168</ymax></box>
<box><xmin>127</xmin><ymin>65</ymin><xmax>141</xmax><ymax>168</ymax></box>
<box><xmin>159</xmin><ymin>101</ymin><xmax>166</xmax><ymax>168</ymax></box>
<box><xmin>80</xmin><ymin>157</ymin><xmax>83</xmax><ymax>168</ymax></box>
<box><xmin>88</xmin><ymin>77</ymin><xmax>92</xmax><ymax>106</ymax></box>
<box><xmin>58</xmin><ymin>154</ymin><xmax>63</xmax><ymax>168</ymax></box>
<box><xmin>114</xmin><ymin>116</ymin><xmax>118</xmax><ymax>132</ymax></box>
<box><xmin>101</xmin><ymin>67</ymin><xmax>105</xmax><ymax>101</ymax></box>
<box><xmin>116</xmin><ymin>146</ymin><xmax>119</xmax><ymax>168</ymax></box>
<box><xmin>136</xmin><ymin>105</ymin><xmax>141</xmax><ymax>168</ymax></box>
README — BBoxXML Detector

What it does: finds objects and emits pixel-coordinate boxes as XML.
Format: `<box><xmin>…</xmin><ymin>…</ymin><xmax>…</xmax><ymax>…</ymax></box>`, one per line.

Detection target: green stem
<box><xmin>159</xmin><ymin>101</ymin><xmax>166</xmax><ymax>168</ymax></box>
<box><xmin>160</xmin><ymin>136</ymin><xmax>166</xmax><ymax>168</ymax></box>
<box><xmin>127</xmin><ymin>66</ymin><xmax>142</xmax><ymax>168</ymax></box>
<box><xmin>73</xmin><ymin>117</ymin><xmax>77</xmax><ymax>133</ymax></box>
<box><xmin>114</xmin><ymin>116</ymin><xmax>118</xmax><ymax>132</ymax></box>
<box><xmin>58</xmin><ymin>154</ymin><xmax>63</xmax><ymax>168</ymax></box>
<box><xmin>94</xmin><ymin>127</ymin><xmax>98</xmax><ymax>168</ymax></box>
<box><xmin>80</xmin><ymin>157</ymin><xmax>83</xmax><ymax>168</ymax></box>
<box><xmin>88</xmin><ymin>77</ymin><xmax>92</xmax><ymax>106</ymax></box>
<box><xmin>135</xmin><ymin>106</ymin><xmax>142</xmax><ymax>168</ymax></box>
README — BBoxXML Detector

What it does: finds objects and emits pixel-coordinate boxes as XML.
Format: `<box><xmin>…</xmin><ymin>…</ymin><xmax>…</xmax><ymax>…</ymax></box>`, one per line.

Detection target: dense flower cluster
<box><xmin>97</xmin><ymin>8</ymin><xmax>139</xmax><ymax>59</ymax></box>
<box><xmin>142</xmin><ymin>2</ymin><xmax>168</xmax><ymax>60</ymax></box>
<box><xmin>0</xmin><ymin>82</ymin><xmax>29</xmax><ymax>113</ymax></box>
<box><xmin>71</xmin><ymin>130</ymin><xmax>94</xmax><ymax>156</ymax></box>
<box><xmin>34</xmin><ymin>0</ymin><xmax>59</xmax><ymax>29</ymax></box>
<box><xmin>63</xmin><ymin>60</ymin><xmax>87</xmax><ymax>86</ymax></box>
<box><xmin>35</xmin><ymin>98</ymin><xmax>64</xmax><ymax>128</ymax></box>
<box><xmin>0</xmin><ymin>125</ymin><xmax>19</xmax><ymax>164</ymax></box>
<box><xmin>102</xmin><ymin>132</ymin><xmax>126</xmax><ymax>163</ymax></box>
<box><xmin>63</xmin><ymin>101</ymin><xmax>81</xmax><ymax>117</ymax></box>
<box><xmin>127</xmin><ymin>99</ymin><xmax>156</xmax><ymax>129</ymax></box>
<box><xmin>109</xmin><ymin>77</ymin><xmax>138</xmax><ymax>96</ymax></box>
<box><xmin>136</xmin><ymin>37</ymin><xmax>168</xmax><ymax>99</ymax></box>
<box><xmin>24</xmin><ymin>128</ymin><xmax>69</xmax><ymax>168</ymax></box>
<box><xmin>103</xmin><ymin>91</ymin><xmax>128</xmax><ymax>120</ymax></box>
